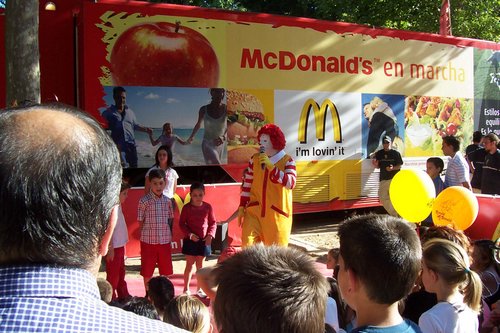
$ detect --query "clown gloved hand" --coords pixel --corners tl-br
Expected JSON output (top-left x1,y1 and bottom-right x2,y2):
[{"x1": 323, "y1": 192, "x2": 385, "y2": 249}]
[
  {"x1": 237, "y1": 207, "x2": 245, "y2": 227},
  {"x1": 259, "y1": 153, "x2": 274, "y2": 169}
]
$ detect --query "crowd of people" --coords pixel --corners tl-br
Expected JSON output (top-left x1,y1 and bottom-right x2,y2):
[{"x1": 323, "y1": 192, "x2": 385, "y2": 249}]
[
  {"x1": 436, "y1": 131, "x2": 500, "y2": 196},
  {"x1": 1, "y1": 101, "x2": 499, "y2": 333},
  {"x1": 100, "y1": 215, "x2": 500, "y2": 333},
  {"x1": 371, "y1": 130, "x2": 500, "y2": 221},
  {"x1": 465, "y1": 131, "x2": 500, "y2": 196}
]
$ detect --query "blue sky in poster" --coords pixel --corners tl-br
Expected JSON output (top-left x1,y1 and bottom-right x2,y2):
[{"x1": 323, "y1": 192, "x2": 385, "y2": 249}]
[
  {"x1": 99, "y1": 86, "x2": 228, "y2": 166},
  {"x1": 100, "y1": 86, "x2": 217, "y2": 129}
]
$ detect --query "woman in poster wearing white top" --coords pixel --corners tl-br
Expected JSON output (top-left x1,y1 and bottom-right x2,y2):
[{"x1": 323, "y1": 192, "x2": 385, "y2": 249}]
[{"x1": 187, "y1": 88, "x2": 227, "y2": 164}]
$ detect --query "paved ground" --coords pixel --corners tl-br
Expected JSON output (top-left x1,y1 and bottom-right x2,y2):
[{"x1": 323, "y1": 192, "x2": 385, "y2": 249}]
[
  {"x1": 98, "y1": 208, "x2": 383, "y2": 280},
  {"x1": 288, "y1": 207, "x2": 385, "y2": 257},
  {"x1": 96, "y1": 208, "x2": 386, "y2": 297}
]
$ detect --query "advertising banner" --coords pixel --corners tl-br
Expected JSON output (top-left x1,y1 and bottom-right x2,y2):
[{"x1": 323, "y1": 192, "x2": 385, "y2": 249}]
[
  {"x1": 474, "y1": 49, "x2": 500, "y2": 136},
  {"x1": 81, "y1": 2, "x2": 497, "y2": 170}
]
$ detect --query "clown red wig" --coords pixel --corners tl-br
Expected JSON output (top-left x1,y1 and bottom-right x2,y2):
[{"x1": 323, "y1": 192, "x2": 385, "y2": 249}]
[{"x1": 258, "y1": 124, "x2": 286, "y2": 150}]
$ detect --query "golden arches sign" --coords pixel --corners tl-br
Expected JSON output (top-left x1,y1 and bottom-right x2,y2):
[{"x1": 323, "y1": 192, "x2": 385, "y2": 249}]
[
  {"x1": 173, "y1": 193, "x2": 191, "y2": 213},
  {"x1": 298, "y1": 98, "x2": 342, "y2": 144}
]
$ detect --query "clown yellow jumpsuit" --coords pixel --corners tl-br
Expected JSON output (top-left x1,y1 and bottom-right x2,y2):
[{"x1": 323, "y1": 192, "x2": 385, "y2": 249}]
[{"x1": 240, "y1": 150, "x2": 296, "y2": 247}]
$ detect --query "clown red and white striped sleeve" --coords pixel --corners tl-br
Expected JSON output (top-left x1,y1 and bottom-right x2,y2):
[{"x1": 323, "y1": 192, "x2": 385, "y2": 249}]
[
  {"x1": 239, "y1": 159, "x2": 254, "y2": 207},
  {"x1": 270, "y1": 157, "x2": 296, "y2": 189}
]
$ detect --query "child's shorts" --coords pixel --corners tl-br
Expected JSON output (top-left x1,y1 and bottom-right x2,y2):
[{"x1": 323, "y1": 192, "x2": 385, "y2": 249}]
[
  {"x1": 182, "y1": 238, "x2": 205, "y2": 257},
  {"x1": 140, "y1": 242, "x2": 173, "y2": 277}
]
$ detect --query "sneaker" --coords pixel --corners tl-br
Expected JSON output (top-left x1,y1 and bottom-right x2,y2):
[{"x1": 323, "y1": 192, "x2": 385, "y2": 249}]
[{"x1": 196, "y1": 289, "x2": 207, "y2": 298}]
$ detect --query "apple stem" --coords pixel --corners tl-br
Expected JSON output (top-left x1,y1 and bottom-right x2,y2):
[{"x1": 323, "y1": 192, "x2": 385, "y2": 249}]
[{"x1": 175, "y1": 21, "x2": 180, "y2": 33}]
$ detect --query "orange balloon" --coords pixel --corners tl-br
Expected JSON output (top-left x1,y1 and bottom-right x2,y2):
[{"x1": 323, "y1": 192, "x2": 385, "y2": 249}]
[{"x1": 432, "y1": 186, "x2": 479, "y2": 230}]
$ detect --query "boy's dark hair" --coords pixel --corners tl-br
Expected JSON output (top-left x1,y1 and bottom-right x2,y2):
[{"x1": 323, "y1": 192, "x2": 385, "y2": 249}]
[
  {"x1": 338, "y1": 214, "x2": 421, "y2": 305},
  {"x1": 148, "y1": 168, "x2": 166, "y2": 182},
  {"x1": 155, "y1": 145, "x2": 174, "y2": 168},
  {"x1": 442, "y1": 135, "x2": 460, "y2": 152},
  {"x1": 426, "y1": 157, "x2": 444, "y2": 173},
  {"x1": 190, "y1": 182, "x2": 205, "y2": 193},
  {"x1": 472, "y1": 131, "x2": 483, "y2": 143},
  {"x1": 473, "y1": 239, "x2": 496, "y2": 269},
  {"x1": 120, "y1": 180, "x2": 132, "y2": 193},
  {"x1": 148, "y1": 276, "x2": 175, "y2": 313},
  {"x1": 97, "y1": 278, "x2": 113, "y2": 304},
  {"x1": 0, "y1": 104, "x2": 121, "y2": 267},
  {"x1": 328, "y1": 248, "x2": 340, "y2": 261},
  {"x1": 122, "y1": 296, "x2": 159, "y2": 320},
  {"x1": 213, "y1": 244, "x2": 329, "y2": 333}
]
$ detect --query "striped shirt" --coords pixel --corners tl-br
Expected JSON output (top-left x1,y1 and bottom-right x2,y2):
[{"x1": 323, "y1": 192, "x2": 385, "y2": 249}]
[
  {"x1": 241, "y1": 150, "x2": 297, "y2": 206},
  {"x1": 0, "y1": 265, "x2": 187, "y2": 332},
  {"x1": 137, "y1": 192, "x2": 173, "y2": 244},
  {"x1": 444, "y1": 153, "x2": 470, "y2": 187}
]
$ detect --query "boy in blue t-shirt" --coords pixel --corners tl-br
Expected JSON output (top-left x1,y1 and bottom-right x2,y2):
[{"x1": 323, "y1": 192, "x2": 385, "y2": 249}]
[{"x1": 422, "y1": 157, "x2": 446, "y2": 226}]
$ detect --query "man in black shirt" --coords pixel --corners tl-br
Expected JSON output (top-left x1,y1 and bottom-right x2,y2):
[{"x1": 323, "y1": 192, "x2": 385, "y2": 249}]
[
  {"x1": 466, "y1": 131, "x2": 485, "y2": 193},
  {"x1": 481, "y1": 133, "x2": 500, "y2": 195},
  {"x1": 372, "y1": 136, "x2": 404, "y2": 216}
]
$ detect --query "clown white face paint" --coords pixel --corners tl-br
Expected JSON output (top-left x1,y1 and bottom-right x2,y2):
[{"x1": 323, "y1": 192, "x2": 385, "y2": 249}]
[{"x1": 259, "y1": 134, "x2": 274, "y2": 156}]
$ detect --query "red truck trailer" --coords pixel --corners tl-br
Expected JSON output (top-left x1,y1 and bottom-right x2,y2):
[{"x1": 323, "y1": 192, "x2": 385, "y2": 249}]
[{"x1": 1, "y1": 0, "x2": 499, "y2": 254}]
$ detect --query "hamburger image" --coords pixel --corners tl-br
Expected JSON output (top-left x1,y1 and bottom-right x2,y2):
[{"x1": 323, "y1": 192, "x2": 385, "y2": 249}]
[{"x1": 226, "y1": 90, "x2": 267, "y2": 164}]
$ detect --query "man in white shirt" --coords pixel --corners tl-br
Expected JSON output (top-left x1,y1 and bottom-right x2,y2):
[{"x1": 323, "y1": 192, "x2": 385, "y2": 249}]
[{"x1": 441, "y1": 135, "x2": 471, "y2": 189}]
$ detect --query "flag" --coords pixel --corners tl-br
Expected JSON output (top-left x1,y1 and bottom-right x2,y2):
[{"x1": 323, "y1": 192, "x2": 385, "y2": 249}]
[{"x1": 440, "y1": 0, "x2": 452, "y2": 36}]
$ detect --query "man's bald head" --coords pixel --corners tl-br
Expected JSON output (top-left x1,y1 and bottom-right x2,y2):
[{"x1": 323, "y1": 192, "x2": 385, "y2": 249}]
[
  {"x1": 6, "y1": 108, "x2": 98, "y2": 170},
  {"x1": 0, "y1": 104, "x2": 122, "y2": 268},
  {"x1": 13, "y1": 108, "x2": 94, "y2": 148}
]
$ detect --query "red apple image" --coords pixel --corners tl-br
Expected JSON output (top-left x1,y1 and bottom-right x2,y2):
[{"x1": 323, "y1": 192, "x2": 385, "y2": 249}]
[{"x1": 110, "y1": 22, "x2": 219, "y2": 87}]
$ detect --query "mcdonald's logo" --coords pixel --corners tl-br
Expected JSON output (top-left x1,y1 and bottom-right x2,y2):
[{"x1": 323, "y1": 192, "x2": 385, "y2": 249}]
[
  {"x1": 173, "y1": 193, "x2": 191, "y2": 213},
  {"x1": 298, "y1": 98, "x2": 342, "y2": 144}
]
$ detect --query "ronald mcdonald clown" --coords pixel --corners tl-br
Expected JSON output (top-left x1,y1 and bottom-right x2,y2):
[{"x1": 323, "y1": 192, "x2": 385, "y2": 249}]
[{"x1": 238, "y1": 124, "x2": 296, "y2": 247}]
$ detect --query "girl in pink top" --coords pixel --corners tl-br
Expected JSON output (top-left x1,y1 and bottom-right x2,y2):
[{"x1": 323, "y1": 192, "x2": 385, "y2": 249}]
[{"x1": 179, "y1": 182, "x2": 217, "y2": 296}]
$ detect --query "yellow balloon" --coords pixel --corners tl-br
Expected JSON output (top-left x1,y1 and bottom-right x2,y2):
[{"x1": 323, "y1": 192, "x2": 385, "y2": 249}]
[
  {"x1": 389, "y1": 169, "x2": 436, "y2": 223},
  {"x1": 432, "y1": 186, "x2": 479, "y2": 230}
]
